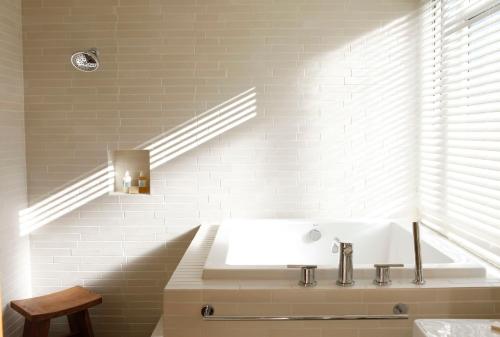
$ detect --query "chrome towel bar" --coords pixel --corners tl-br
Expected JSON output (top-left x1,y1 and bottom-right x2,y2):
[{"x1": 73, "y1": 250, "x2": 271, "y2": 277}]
[{"x1": 201, "y1": 303, "x2": 409, "y2": 321}]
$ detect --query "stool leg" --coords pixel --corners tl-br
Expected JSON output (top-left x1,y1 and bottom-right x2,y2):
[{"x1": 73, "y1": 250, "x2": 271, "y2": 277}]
[
  {"x1": 23, "y1": 319, "x2": 50, "y2": 337},
  {"x1": 67, "y1": 310, "x2": 94, "y2": 337}
]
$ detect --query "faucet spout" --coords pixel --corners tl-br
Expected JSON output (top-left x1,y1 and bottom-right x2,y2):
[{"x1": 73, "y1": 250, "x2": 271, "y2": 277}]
[
  {"x1": 335, "y1": 240, "x2": 354, "y2": 286},
  {"x1": 412, "y1": 221, "x2": 425, "y2": 285}
]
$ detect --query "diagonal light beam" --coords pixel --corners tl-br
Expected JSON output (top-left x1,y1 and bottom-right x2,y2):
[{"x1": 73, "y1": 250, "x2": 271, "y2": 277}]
[{"x1": 19, "y1": 88, "x2": 257, "y2": 236}]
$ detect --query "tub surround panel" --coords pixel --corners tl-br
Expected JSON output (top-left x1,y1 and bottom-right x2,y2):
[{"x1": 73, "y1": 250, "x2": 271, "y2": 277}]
[
  {"x1": 164, "y1": 225, "x2": 500, "y2": 337},
  {"x1": 23, "y1": 0, "x2": 420, "y2": 336},
  {"x1": 0, "y1": 0, "x2": 32, "y2": 336}
]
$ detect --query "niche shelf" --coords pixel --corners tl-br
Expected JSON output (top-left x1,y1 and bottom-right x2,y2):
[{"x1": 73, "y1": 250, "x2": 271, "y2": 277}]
[{"x1": 109, "y1": 150, "x2": 151, "y2": 195}]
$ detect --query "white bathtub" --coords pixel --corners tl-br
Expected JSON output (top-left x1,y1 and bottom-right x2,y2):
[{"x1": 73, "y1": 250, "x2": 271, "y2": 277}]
[{"x1": 203, "y1": 219, "x2": 486, "y2": 280}]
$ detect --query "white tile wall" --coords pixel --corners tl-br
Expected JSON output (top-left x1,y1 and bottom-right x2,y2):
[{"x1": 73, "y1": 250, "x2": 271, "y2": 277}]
[
  {"x1": 22, "y1": 0, "x2": 419, "y2": 336},
  {"x1": 0, "y1": 0, "x2": 32, "y2": 336}
]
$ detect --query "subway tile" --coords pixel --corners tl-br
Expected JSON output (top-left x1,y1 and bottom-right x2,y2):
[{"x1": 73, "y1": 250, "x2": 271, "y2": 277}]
[
  {"x1": 436, "y1": 288, "x2": 495, "y2": 302},
  {"x1": 358, "y1": 328, "x2": 412, "y2": 337},
  {"x1": 202, "y1": 289, "x2": 272, "y2": 303},
  {"x1": 321, "y1": 329, "x2": 358, "y2": 337},
  {"x1": 22, "y1": 1, "x2": 428, "y2": 337},
  {"x1": 416, "y1": 302, "x2": 496, "y2": 315},
  {"x1": 363, "y1": 288, "x2": 437, "y2": 303},
  {"x1": 270, "y1": 328, "x2": 321, "y2": 337}
]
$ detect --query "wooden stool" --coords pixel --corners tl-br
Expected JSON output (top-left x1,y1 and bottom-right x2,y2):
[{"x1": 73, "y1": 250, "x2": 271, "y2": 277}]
[{"x1": 10, "y1": 286, "x2": 102, "y2": 337}]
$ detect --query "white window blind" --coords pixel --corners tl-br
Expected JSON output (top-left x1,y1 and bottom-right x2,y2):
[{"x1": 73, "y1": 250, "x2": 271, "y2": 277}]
[{"x1": 419, "y1": 0, "x2": 500, "y2": 267}]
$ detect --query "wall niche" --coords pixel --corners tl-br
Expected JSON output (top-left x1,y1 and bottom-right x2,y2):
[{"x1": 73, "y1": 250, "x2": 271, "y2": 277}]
[{"x1": 110, "y1": 150, "x2": 151, "y2": 195}]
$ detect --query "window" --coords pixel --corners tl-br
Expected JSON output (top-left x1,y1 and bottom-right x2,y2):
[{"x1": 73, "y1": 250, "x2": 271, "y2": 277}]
[{"x1": 419, "y1": 0, "x2": 500, "y2": 267}]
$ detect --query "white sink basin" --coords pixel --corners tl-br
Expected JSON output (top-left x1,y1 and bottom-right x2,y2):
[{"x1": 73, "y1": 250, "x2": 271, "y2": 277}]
[{"x1": 414, "y1": 319, "x2": 499, "y2": 337}]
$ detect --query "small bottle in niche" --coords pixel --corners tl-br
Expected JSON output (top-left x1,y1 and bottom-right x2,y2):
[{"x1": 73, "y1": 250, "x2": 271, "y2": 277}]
[
  {"x1": 138, "y1": 170, "x2": 149, "y2": 194},
  {"x1": 122, "y1": 170, "x2": 132, "y2": 193}
]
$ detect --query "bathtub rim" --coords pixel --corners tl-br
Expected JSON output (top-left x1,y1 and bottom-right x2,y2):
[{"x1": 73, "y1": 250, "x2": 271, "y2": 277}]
[{"x1": 202, "y1": 218, "x2": 487, "y2": 280}]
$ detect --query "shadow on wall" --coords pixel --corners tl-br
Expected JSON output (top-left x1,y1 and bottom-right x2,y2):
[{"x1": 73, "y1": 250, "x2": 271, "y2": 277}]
[
  {"x1": 262, "y1": 11, "x2": 420, "y2": 219},
  {"x1": 320, "y1": 13, "x2": 420, "y2": 217},
  {"x1": 47, "y1": 227, "x2": 199, "y2": 337},
  {"x1": 21, "y1": 1, "x2": 422, "y2": 337},
  {"x1": 19, "y1": 88, "x2": 257, "y2": 236}
]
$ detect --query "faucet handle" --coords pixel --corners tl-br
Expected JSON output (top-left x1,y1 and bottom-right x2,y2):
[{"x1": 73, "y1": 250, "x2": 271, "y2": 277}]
[
  {"x1": 374, "y1": 263, "x2": 404, "y2": 267},
  {"x1": 373, "y1": 264, "x2": 404, "y2": 286},
  {"x1": 287, "y1": 265, "x2": 317, "y2": 287},
  {"x1": 332, "y1": 241, "x2": 339, "y2": 254},
  {"x1": 287, "y1": 265, "x2": 317, "y2": 269}
]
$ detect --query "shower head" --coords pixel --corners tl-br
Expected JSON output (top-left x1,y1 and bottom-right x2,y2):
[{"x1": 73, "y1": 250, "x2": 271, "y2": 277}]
[{"x1": 70, "y1": 49, "x2": 100, "y2": 72}]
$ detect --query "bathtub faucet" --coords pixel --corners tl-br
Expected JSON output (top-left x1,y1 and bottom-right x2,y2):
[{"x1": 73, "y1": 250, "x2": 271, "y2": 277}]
[
  {"x1": 412, "y1": 221, "x2": 425, "y2": 285},
  {"x1": 333, "y1": 238, "x2": 354, "y2": 286}
]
